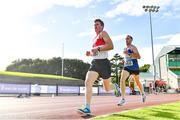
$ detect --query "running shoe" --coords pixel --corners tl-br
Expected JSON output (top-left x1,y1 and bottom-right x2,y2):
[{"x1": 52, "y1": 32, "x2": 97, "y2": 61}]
[
  {"x1": 117, "y1": 98, "x2": 126, "y2": 106},
  {"x1": 77, "y1": 107, "x2": 91, "y2": 115},
  {"x1": 142, "y1": 94, "x2": 146, "y2": 103}
]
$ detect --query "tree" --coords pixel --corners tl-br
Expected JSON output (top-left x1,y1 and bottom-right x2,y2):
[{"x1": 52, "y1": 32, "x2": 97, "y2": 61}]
[
  {"x1": 139, "y1": 64, "x2": 150, "y2": 72},
  {"x1": 110, "y1": 53, "x2": 124, "y2": 85},
  {"x1": 6, "y1": 57, "x2": 90, "y2": 80},
  {"x1": 63, "y1": 59, "x2": 90, "y2": 80}
]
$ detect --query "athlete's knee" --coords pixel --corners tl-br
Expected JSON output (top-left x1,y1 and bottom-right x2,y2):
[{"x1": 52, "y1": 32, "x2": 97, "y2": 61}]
[
  {"x1": 85, "y1": 79, "x2": 93, "y2": 87},
  {"x1": 133, "y1": 77, "x2": 140, "y2": 84},
  {"x1": 85, "y1": 79, "x2": 90, "y2": 86},
  {"x1": 120, "y1": 77, "x2": 126, "y2": 83}
]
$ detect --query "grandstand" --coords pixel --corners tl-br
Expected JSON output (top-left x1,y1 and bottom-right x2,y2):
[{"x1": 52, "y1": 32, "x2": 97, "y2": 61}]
[{"x1": 155, "y1": 45, "x2": 180, "y2": 89}]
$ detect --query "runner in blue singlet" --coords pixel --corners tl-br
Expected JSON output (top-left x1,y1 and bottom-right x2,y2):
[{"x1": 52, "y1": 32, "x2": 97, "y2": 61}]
[{"x1": 117, "y1": 35, "x2": 146, "y2": 106}]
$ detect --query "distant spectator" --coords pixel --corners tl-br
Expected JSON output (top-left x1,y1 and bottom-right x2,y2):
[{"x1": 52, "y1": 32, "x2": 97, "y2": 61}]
[{"x1": 149, "y1": 83, "x2": 153, "y2": 94}]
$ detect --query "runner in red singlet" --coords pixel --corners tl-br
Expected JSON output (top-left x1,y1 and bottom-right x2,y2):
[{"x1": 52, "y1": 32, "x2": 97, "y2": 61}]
[{"x1": 77, "y1": 19, "x2": 120, "y2": 115}]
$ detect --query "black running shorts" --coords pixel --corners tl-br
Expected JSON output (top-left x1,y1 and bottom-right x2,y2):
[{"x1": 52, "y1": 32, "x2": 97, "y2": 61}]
[
  {"x1": 88, "y1": 59, "x2": 111, "y2": 79},
  {"x1": 123, "y1": 67, "x2": 139, "y2": 75}
]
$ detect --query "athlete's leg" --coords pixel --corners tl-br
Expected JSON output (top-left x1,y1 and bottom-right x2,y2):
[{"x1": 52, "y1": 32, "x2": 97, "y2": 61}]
[
  {"x1": 102, "y1": 78, "x2": 113, "y2": 92},
  {"x1": 117, "y1": 70, "x2": 130, "y2": 106},
  {"x1": 102, "y1": 78, "x2": 121, "y2": 97},
  {"x1": 120, "y1": 70, "x2": 130, "y2": 99},
  {"x1": 131, "y1": 74, "x2": 146, "y2": 102},
  {"x1": 85, "y1": 71, "x2": 99, "y2": 107},
  {"x1": 128, "y1": 76, "x2": 134, "y2": 95},
  {"x1": 78, "y1": 71, "x2": 98, "y2": 115},
  {"x1": 131, "y1": 74, "x2": 144, "y2": 94}
]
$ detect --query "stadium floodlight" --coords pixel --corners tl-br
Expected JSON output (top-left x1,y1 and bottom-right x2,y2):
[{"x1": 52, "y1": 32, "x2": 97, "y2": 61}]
[
  {"x1": 143, "y1": 5, "x2": 160, "y2": 13},
  {"x1": 142, "y1": 5, "x2": 160, "y2": 92}
]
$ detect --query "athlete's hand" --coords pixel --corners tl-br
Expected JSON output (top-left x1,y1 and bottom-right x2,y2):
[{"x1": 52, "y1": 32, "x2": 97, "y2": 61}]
[
  {"x1": 123, "y1": 49, "x2": 128, "y2": 55},
  {"x1": 91, "y1": 48, "x2": 99, "y2": 56},
  {"x1": 86, "y1": 51, "x2": 91, "y2": 56},
  {"x1": 120, "y1": 60, "x2": 125, "y2": 64}
]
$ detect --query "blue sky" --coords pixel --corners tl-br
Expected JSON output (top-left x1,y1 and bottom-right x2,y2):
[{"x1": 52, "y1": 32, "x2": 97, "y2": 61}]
[{"x1": 0, "y1": 0, "x2": 180, "y2": 70}]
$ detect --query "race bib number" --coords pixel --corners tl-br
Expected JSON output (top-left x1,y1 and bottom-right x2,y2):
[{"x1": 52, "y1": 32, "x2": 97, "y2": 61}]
[{"x1": 125, "y1": 60, "x2": 133, "y2": 66}]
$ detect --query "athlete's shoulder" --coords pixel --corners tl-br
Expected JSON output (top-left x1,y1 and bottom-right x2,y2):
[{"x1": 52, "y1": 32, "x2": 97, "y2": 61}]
[
  {"x1": 100, "y1": 31, "x2": 109, "y2": 36},
  {"x1": 131, "y1": 44, "x2": 137, "y2": 49}
]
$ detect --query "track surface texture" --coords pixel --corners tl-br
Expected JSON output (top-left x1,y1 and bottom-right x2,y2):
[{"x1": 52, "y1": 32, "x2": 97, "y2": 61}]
[{"x1": 0, "y1": 94, "x2": 179, "y2": 119}]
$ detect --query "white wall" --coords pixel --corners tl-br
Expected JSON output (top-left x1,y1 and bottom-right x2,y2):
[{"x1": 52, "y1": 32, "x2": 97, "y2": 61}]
[
  {"x1": 159, "y1": 55, "x2": 168, "y2": 82},
  {"x1": 168, "y1": 70, "x2": 178, "y2": 88}
]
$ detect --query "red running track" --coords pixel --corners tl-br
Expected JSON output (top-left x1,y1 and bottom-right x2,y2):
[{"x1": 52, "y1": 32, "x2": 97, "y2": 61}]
[{"x1": 0, "y1": 94, "x2": 179, "y2": 119}]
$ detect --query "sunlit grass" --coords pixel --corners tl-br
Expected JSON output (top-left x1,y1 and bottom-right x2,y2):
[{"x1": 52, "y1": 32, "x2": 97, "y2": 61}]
[
  {"x1": 93, "y1": 102, "x2": 180, "y2": 120},
  {"x1": 0, "y1": 71, "x2": 79, "y2": 80}
]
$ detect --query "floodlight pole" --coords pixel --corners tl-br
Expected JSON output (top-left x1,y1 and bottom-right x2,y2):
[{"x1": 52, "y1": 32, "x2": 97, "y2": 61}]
[
  {"x1": 143, "y1": 5, "x2": 160, "y2": 92},
  {"x1": 61, "y1": 42, "x2": 64, "y2": 77},
  {"x1": 149, "y1": 11, "x2": 156, "y2": 88}
]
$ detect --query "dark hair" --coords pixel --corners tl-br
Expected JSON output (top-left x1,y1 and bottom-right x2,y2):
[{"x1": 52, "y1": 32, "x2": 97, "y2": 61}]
[
  {"x1": 94, "y1": 19, "x2": 104, "y2": 28},
  {"x1": 127, "y1": 35, "x2": 133, "y2": 40}
]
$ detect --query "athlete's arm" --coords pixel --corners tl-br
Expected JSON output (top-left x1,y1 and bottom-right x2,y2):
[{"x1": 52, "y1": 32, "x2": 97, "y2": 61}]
[
  {"x1": 131, "y1": 46, "x2": 141, "y2": 59},
  {"x1": 99, "y1": 31, "x2": 114, "y2": 51}
]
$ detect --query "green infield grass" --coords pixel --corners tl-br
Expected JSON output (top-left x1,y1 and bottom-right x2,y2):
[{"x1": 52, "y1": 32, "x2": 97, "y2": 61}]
[
  {"x1": 93, "y1": 101, "x2": 180, "y2": 120},
  {"x1": 0, "y1": 71, "x2": 79, "y2": 80}
]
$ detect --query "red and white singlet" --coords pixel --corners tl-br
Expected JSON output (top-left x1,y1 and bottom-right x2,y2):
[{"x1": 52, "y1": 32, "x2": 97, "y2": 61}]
[{"x1": 92, "y1": 35, "x2": 108, "y2": 59}]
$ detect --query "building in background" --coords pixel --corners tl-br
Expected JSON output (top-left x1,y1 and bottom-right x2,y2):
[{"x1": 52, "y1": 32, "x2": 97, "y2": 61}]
[{"x1": 155, "y1": 45, "x2": 180, "y2": 89}]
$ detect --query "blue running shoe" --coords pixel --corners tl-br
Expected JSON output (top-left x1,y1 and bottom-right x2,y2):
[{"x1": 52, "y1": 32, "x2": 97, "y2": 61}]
[
  {"x1": 77, "y1": 107, "x2": 91, "y2": 115},
  {"x1": 114, "y1": 83, "x2": 121, "y2": 97}
]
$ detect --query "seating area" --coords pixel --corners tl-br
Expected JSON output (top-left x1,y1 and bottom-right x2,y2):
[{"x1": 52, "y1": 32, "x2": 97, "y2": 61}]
[
  {"x1": 168, "y1": 61, "x2": 180, "y2": 67},
  {"x1": 170, "y1": 69, "x2": 180, "y2": 75}
]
